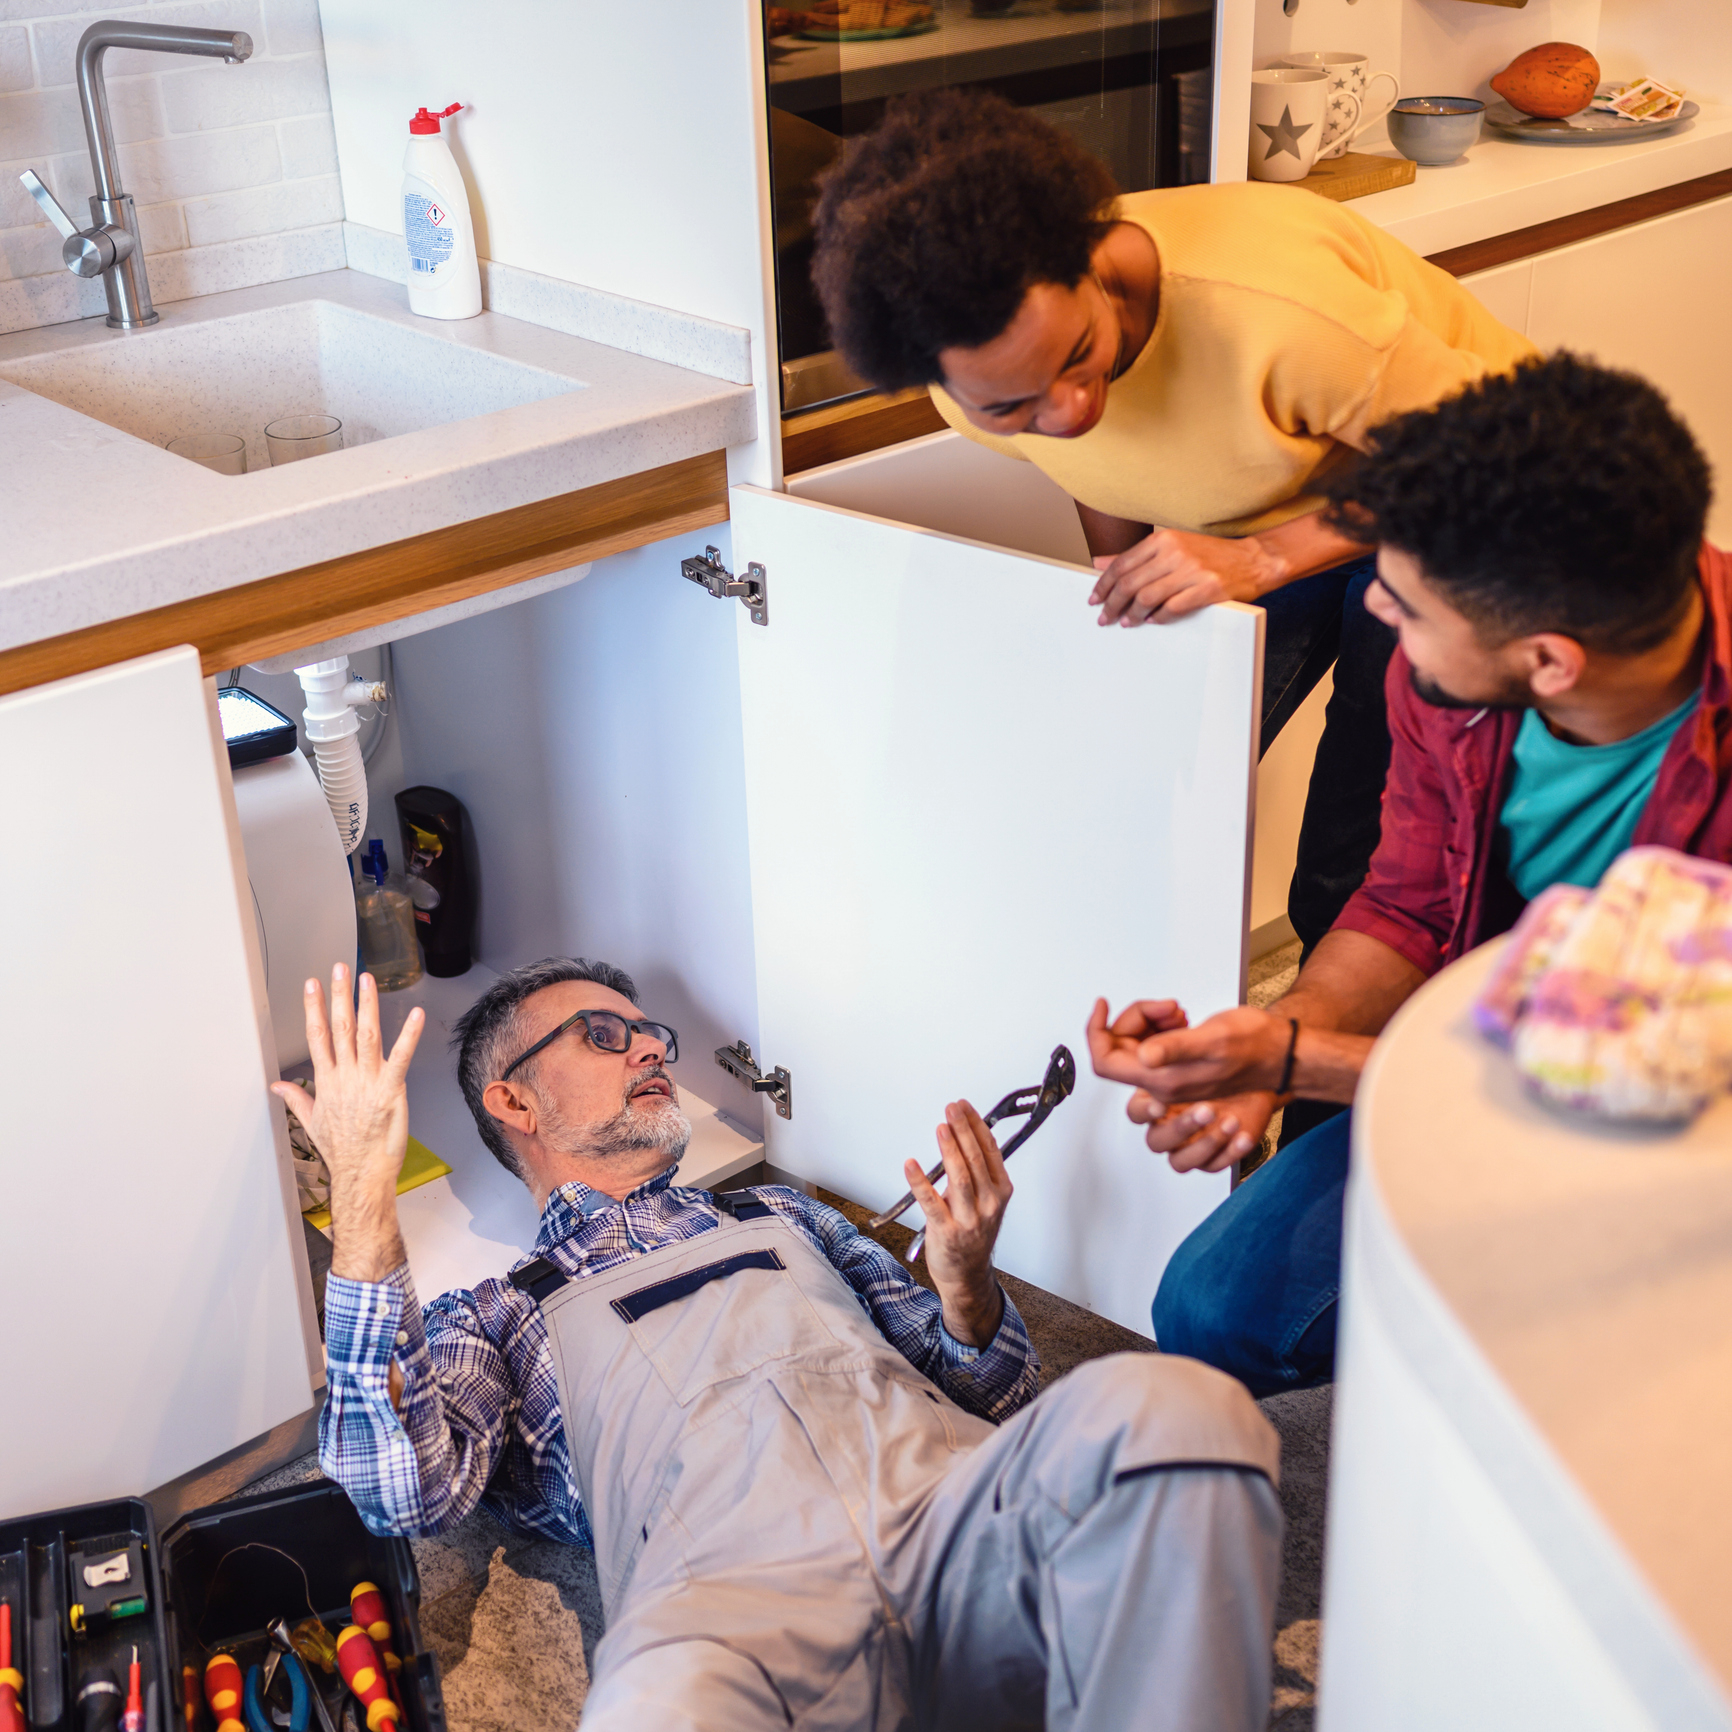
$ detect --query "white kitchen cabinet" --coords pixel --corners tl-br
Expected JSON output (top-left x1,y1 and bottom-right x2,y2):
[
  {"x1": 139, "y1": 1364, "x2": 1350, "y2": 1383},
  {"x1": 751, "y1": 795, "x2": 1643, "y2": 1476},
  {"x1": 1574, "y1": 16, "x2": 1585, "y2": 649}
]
[
  {"x1": 0, "y1": 649, "x2": 321, "y2": 1521},
  {"x1": 383, "y1": 435, "x2": 1263, "y2": 1336},
  {"x1": 1446, "y1": 199, "x2": 1732, "y2": 547},
  {"x1": 1527, "y1": 196, "x2": 1732, "y2": 547}
]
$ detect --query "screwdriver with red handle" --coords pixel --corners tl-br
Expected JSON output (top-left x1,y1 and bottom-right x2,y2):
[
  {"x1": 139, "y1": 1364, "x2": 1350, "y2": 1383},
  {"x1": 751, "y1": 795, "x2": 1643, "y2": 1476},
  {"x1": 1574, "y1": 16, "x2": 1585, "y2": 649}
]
[
  {"x1": 119, "y1": 1647, "x2": 144, "y2": 1732},
  {"x1": 0, "y1": 1600, "x2": 25, "y2": 1732},
  {"x1": 204, "y1": 1653, "x2": 246, "y2": 1732},
  {"x1": 347, "y1": 1586, "x2": 403, "y2": 1713},
  {"x1": 334, "y1": 1627, "x2": 399, "y2": 1732}
]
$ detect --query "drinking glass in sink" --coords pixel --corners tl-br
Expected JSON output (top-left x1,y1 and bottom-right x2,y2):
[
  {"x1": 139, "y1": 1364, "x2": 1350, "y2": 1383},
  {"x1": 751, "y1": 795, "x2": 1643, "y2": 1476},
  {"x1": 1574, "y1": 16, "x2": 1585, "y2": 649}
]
[
  {"x1": 167, "y1": 431, "x2": 247, "y2": 474},
  {"x1": 265, "y1": 413, "x2": 343, "y2": 465}
]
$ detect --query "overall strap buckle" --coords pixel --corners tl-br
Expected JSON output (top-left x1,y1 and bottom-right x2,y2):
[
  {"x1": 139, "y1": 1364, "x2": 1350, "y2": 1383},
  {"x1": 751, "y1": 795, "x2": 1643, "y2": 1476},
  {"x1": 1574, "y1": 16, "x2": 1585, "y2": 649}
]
[
  {"x1": 508, "y1": 1255, "x2": 570, "y2": 1301},
  {"x1": 713, "y1": 1188, "x2": 777, "y2": 1223}
]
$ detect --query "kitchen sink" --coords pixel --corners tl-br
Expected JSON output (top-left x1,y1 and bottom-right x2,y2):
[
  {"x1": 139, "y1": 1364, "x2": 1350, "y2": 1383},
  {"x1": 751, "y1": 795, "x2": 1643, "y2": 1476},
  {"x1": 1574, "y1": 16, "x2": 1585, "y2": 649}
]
[{"x1": 0, "y1": 296, "x2": 584, "y2": 474}]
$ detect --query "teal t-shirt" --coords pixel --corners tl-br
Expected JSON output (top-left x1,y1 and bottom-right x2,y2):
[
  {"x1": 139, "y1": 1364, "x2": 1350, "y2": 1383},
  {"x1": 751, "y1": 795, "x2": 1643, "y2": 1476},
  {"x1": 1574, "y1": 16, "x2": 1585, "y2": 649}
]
[{"x1": 1498, "y1": 695, "x2": 1698, "y2": 901}]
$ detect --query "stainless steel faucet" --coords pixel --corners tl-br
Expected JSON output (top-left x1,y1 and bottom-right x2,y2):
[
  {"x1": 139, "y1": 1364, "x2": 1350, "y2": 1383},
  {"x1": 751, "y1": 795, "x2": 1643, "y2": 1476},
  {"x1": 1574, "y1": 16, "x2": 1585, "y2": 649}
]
[{"x1": 20, "y1": 20, "x2": 253, "y2": 329}]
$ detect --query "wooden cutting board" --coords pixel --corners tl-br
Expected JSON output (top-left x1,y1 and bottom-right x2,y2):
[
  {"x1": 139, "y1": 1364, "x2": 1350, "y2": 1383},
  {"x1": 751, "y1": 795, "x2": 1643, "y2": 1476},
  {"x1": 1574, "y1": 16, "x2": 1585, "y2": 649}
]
[{"x1": 1299, "y1": 150, "x2": 1418, "y2": 202}]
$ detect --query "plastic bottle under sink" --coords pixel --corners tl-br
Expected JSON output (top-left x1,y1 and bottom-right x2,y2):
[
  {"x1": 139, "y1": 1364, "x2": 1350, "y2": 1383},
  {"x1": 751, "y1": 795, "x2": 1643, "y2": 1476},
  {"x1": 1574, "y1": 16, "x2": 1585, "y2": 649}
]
[
  {"x1": 402, "y1": 101, "x2": 482, "y2": 320},
  {"x1": 355, "y1": 839, "x2": 423, "y2": 991}
]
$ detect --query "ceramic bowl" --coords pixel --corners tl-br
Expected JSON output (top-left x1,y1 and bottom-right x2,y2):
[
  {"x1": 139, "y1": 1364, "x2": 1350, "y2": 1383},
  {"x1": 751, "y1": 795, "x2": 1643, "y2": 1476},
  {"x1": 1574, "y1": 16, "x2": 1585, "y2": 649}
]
[{"x1": 1388, "y1": 97, "x2": 1484, "y2": 166}]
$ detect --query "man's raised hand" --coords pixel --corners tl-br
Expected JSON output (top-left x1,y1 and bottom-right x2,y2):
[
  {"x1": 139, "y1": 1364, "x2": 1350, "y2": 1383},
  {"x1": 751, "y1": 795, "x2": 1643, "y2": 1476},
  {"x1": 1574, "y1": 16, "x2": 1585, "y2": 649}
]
[
  {"x1": 271, "y1": 963, "x2": 424, "y2": 1282},
  {"x1": 904, "y1": 1101, "x2": 1011, "y2": 1349}
]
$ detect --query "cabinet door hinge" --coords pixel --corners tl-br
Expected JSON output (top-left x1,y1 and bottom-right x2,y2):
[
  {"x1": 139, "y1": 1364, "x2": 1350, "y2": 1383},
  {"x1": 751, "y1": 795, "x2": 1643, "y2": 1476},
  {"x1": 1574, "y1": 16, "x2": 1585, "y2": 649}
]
[
  {"x1": 714, "y1": 1039, "x2": 792, "y2": 1119},
  {"x1": 681, "y1": 545, "x2": 768, "y2": 626}
]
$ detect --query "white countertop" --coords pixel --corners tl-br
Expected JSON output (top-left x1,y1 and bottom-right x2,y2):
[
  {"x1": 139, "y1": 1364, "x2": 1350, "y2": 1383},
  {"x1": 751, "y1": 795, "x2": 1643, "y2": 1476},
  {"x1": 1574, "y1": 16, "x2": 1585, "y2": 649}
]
[
  {"x1": 0, "y1": 268, "x2": 756, "y2": 656},
  {"x1": 1351, "y1": 102, "x2": 1732, "y2": 257},
  {"x1": 1354, "y1": 941, "x2": 1732, "y2": 1704}
]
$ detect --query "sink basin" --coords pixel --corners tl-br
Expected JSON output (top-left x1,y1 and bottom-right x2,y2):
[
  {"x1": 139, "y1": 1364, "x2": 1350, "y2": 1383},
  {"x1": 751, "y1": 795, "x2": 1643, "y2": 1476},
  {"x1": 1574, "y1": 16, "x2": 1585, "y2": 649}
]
[{"x1": 0, "y1": 297, "x2": 584, "y2": 475}]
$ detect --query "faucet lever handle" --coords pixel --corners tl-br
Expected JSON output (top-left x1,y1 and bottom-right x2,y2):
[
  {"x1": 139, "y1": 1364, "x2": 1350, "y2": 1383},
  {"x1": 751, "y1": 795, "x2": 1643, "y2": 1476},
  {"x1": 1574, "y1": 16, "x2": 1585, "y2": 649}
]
[
  {"x1": 20, "y1": 168, "x2": 130, "y2": 278},
  {"x1": 21, "y1": 170, "x2": 76, "y2": 239}
]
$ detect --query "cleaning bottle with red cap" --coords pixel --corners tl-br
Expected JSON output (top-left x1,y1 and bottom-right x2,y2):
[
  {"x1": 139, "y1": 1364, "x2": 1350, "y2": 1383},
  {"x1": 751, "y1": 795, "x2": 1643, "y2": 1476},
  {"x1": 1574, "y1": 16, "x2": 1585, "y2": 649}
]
[{"x1": 402, "y1": 101, "x2": 481, "y2": 319}]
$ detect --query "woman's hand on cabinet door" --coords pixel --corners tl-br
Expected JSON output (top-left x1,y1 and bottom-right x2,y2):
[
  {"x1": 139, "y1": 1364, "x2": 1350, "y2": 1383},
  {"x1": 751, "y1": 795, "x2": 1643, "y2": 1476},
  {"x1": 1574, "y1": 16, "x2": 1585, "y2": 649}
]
[
  {"x1": 1130, "y1": 1087, "x2": 1276, "y2": 1174},
  {"x1": 1089, "y1": 528, "x2": 1282, "y2": 625},
  {"x1": 272, "y1": 963, "x2": 425, "y2": 1283}
]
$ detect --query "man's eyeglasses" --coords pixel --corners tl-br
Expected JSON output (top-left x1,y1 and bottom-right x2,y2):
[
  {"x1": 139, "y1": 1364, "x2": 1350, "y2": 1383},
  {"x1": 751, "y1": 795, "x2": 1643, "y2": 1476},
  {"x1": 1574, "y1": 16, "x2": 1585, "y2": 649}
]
[{"x1": 500, "y1": 1009, "x2": 680, "y2": 1082}]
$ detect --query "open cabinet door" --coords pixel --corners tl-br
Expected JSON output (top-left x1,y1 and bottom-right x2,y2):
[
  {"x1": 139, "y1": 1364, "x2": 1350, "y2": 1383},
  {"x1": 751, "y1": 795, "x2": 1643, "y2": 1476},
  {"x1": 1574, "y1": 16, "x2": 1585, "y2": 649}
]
[{"x1": 730, "y1": 480, "x2": 1262, "y2": 1335}]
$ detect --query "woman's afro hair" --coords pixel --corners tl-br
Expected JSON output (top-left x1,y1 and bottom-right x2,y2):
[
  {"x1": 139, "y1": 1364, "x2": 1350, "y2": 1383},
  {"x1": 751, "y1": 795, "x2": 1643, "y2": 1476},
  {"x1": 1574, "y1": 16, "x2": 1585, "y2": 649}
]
[{"x1": 810, "y1": 89, "x2": 1119, "y2": 392}]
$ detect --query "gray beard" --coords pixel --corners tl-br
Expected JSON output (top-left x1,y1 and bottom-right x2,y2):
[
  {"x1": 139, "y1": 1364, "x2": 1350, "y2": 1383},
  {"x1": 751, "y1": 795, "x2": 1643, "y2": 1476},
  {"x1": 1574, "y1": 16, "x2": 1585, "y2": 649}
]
[{"x1": 539, "y1": 1086, "x2": 692, "y2": 1167}]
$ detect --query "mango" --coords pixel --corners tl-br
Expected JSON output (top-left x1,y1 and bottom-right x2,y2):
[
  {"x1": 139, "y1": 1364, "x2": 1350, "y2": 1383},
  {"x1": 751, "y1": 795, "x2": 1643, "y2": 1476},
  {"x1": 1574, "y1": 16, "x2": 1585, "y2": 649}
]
[{"x1": 1489, "y1": 42, "x2": 1601, "y2": 119}]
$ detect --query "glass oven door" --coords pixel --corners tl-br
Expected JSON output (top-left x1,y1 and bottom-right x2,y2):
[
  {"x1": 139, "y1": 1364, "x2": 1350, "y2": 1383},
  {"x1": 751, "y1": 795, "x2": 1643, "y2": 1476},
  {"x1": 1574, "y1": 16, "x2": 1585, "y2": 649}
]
[{"x1": 764, "y1": 0, "x2": 1217, "y2": 415}]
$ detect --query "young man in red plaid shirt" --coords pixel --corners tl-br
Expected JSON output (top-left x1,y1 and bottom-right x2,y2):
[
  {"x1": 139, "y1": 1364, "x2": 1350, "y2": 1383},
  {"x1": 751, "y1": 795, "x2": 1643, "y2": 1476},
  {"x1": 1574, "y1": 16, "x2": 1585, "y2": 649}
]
[{"x1": 1088, "y1": 352, "x2": 1732, "y2": 1395}]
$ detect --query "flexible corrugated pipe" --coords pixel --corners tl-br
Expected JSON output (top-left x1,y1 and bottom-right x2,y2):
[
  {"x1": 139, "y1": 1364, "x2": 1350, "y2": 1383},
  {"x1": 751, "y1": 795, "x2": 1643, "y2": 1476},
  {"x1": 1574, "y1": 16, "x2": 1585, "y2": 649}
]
[{"x1": 296, "y1": 656, "x2": 367, "y2": 855}]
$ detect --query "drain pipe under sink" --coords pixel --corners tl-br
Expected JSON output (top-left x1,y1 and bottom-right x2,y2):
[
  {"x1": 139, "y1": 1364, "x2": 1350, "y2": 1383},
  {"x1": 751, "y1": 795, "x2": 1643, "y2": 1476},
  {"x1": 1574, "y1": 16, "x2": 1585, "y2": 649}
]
[{"x1": 296, "y1": 656, "x2": 367, "y2": 855}]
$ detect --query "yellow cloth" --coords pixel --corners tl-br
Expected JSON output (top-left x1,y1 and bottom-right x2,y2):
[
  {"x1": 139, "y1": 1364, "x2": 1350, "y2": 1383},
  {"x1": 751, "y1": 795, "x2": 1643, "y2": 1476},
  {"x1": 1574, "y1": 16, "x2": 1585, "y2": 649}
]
[
  {"x1": 929, "y1": 182, "x2": 1538, "y2": 538},
  {"x1": 302, "y1": 1134, "x2": 451, "y2": 1231}
]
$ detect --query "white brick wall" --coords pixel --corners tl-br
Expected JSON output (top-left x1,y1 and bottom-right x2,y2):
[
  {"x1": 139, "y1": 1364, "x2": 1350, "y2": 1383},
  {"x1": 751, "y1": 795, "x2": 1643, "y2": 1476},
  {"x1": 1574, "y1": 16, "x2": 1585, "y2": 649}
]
[{"x1": 0, "y1": 0, "x2": 345, "y2": 333}]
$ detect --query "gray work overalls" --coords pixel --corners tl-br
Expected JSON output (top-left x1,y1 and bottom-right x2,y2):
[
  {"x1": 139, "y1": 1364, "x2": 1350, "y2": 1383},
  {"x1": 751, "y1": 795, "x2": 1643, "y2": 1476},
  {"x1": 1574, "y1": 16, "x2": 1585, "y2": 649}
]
[{"x1": 513, "y1": 1196, "x2": 1283, "y2": 1732}]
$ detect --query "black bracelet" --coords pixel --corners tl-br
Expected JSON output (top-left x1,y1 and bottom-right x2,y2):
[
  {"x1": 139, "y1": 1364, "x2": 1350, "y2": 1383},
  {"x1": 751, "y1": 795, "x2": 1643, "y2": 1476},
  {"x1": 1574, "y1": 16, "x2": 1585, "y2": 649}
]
[{"x1": 1276, "y1": 1017, "x2": 1300, "y2": 1097}]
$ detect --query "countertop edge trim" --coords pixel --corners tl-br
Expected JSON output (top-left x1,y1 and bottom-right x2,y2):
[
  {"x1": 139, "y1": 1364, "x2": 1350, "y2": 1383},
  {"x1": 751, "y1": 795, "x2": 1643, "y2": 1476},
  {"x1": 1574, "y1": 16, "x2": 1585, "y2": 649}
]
[
  {"x1": 1344, "y1": 1096, "x2": 1731, "y2": 1724},
  {"x1": 1426, "y1": 169, "x2": 1732, "y2": 277},
  {"x1": 0, "y1": 450, "x2": 728, "y2": 697}
]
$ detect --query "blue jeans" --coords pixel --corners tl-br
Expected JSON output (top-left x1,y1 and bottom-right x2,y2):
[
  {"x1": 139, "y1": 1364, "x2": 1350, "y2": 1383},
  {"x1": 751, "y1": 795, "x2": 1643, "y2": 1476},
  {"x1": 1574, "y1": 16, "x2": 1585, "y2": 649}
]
[
  {"x1": 1259, "y1": 556, "x2": 1396, "y2": 954},
  {"x1": 1151, "y1": 1112, "x2": 1352, "y2": 1397}
]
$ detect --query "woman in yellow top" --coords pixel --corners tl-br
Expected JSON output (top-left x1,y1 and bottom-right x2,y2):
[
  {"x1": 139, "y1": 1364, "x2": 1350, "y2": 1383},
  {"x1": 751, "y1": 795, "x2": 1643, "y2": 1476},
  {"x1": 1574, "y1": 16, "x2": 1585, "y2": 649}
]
[{"x1": 811, "y1": 91, "x2": 1535, "y2": 1032}]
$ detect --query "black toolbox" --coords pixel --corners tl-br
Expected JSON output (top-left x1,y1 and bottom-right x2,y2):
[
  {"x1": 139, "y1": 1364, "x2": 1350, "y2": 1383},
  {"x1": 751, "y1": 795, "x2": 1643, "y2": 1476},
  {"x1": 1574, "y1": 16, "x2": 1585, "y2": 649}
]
[
  {"x1": 0, "y1": 1497, "x2": 172, "y2": 1732},
  {"x1": 2, "y1": 1484, "x2": 444, "y2": 1732}
]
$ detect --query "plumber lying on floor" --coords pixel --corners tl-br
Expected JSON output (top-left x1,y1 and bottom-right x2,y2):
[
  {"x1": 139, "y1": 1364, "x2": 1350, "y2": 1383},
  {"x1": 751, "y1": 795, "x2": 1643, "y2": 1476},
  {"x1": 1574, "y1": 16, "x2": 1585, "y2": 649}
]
[
  {"x1": 1090, "y1": 352, "x2": 1732, "y2": 1397},
  {"x1": 278, "y1": 958, "x2": 1283, "y2": 1732}
]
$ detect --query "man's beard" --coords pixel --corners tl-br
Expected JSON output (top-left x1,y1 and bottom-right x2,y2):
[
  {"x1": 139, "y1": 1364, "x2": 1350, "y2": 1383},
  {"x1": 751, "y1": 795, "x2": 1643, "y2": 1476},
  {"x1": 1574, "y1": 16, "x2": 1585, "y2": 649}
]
[
  {"x1": 538, "y1": 1067, "x2": 691, "y2": 1166},
  {"x1": 1408, "y1": 665, "x2": 1530, "y2": 713}
]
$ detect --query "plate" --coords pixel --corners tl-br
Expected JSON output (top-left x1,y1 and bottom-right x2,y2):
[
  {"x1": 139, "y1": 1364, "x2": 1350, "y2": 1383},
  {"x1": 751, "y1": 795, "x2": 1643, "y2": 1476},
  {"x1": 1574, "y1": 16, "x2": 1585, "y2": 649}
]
[{"x1": 1485, "y1": 88, "x2": 1698, "y2": 146}]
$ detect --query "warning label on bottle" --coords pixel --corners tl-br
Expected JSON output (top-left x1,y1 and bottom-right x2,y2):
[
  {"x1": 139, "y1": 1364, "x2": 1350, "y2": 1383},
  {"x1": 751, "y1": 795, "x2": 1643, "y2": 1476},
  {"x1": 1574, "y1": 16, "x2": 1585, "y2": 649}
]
[{"x1": 405, "y1": 192, "x2": 453, "y2": 275}]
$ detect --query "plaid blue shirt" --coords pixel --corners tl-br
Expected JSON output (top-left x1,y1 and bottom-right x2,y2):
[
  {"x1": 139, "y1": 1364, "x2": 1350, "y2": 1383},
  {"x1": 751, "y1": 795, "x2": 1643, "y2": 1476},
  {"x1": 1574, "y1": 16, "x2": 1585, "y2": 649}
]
[{"x1": 319, "y1": 1167, "x2": 1040, "y2": 1546}]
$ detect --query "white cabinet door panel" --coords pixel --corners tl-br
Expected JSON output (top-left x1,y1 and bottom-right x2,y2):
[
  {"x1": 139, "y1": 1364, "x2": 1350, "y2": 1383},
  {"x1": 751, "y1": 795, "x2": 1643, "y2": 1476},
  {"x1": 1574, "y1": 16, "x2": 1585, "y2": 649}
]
[
  {"x1": 0, "y1": 649, "x2": 316, "y2": 1517},
  {"x1": 1527, "y1": 196, "x2": 1732, "y2": 545},
  {"x1": 1459, "y1": 260, "x2": 1533, "y2": 337},
  {"x1": 730, "y1": 484, "x2": 1260, "y2": 1334},
  {"x1": 788, "y1": 428, "x2": 1091, "y2": 565}
]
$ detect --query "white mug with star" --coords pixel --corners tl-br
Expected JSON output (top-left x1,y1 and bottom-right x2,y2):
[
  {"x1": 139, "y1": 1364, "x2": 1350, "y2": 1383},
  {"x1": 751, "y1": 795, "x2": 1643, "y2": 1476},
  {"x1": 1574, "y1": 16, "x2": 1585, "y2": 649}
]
[
  {"x1": 1248, "y1": 69, "x2": 1354, "y2": 184},
  {"x1": 1280, "y1": 51, "x2": 1401, "y2": 160}
]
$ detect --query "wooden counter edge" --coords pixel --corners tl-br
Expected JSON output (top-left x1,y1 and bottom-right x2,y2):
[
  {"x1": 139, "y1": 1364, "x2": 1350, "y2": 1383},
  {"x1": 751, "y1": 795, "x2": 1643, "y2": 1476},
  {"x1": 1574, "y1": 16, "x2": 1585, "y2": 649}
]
[
  {"x1": 1426, "y1": 167, "x2": 1732, "y2": 277},
  {"x1": 0, "y1": 449, "x2": 728, "y2": 698},
  {"x1": 782, "y1": 388, "x2": 947, "y2": 476}
]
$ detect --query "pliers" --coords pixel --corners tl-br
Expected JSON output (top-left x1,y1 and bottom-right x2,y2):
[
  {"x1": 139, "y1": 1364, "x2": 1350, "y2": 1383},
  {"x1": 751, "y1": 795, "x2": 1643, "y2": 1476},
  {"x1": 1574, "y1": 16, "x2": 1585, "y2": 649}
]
[
  {"x1": 244, "y1": 1651, "x2": 310, "y2": 1732},
  {"x1": 870, "y1": 1045, "x2": 1078, "y2": 1262}
]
